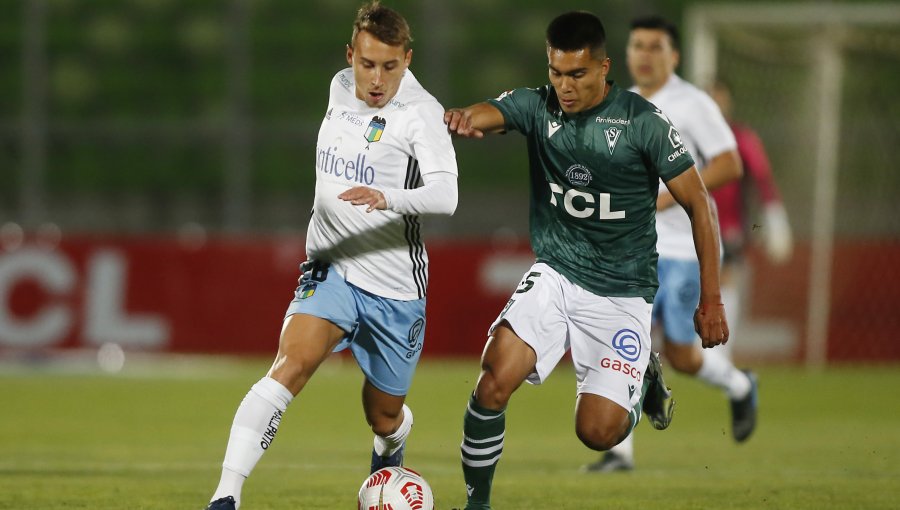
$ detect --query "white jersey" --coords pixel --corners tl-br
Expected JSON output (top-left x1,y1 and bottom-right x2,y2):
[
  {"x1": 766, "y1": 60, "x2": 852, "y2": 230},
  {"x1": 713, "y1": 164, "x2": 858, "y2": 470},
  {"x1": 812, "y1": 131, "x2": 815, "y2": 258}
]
[
  {"x1": 306, "y1": 68, "x2": 458, "y2": 300},
  {"x1": 631, "y1": 75, "x2": 736, "y2": 260}
]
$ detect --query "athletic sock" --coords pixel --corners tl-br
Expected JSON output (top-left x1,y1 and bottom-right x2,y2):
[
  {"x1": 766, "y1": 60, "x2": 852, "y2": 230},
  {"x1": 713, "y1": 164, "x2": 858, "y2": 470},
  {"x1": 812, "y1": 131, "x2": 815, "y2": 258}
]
[
  {"x1": 608, "y1": 430, "x2": 634, "y2": 461},
  {"x1": 211, "y1": 377, "x2": 294, "y2": 507},
  {"x1": 627, "y1": 370, "x2": 655, "y2": 434},
  {"x1": 697, "y1": 348, "x2": 751, "y2": 400},
  {"x1": 460, "y1": 393, "x2": 505, "y2": 510},
  {"x1": 374, "y1": 404, "x2": 413, "y2": 457}
]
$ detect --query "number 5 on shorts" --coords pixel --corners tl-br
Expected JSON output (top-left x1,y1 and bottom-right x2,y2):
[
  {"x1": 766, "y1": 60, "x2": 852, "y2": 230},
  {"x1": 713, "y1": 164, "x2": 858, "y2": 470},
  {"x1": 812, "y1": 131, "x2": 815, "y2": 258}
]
[{"x1": 515, "y1": 271, "x2": 542, "y2": 294}]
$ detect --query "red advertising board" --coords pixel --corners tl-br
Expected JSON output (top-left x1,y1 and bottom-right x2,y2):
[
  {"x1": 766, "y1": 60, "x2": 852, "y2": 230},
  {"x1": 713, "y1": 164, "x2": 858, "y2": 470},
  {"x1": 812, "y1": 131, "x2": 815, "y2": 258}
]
[
  {"x1": 0, "y1": 235, "x2": 533, "y2": 357},
  {"x1": 1, "y1": 235, "x2": 897, "y2": 361}
]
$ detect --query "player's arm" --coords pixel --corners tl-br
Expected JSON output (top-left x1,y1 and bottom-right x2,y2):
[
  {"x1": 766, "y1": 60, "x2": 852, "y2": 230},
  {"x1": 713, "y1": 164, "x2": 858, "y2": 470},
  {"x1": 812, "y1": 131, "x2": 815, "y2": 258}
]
[
  {"x1": 443, "y1": 102, "x2": 507, "y2": 138},
  {"x1": 657, "y1": 149, "x2": 742, "y2": 210},
  {"x1": 337, "y1": 172, "x2": 457, "y2": 215},
  {"x1": 663, "y1": 167, "x2": 729, "y2": 348}
]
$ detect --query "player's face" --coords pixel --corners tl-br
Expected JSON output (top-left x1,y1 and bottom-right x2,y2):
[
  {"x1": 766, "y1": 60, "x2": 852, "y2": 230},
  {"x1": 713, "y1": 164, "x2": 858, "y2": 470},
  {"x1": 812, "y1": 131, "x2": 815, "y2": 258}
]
[
  {"x1": 547, "y1": 46, "x2": 611, "y2": 114},
  {"x1": 347, "y1": 30, "x2": 412, "y2": 108},
  {"x1": 626, "y1": 28, "x2": 679, "y2": 92}
]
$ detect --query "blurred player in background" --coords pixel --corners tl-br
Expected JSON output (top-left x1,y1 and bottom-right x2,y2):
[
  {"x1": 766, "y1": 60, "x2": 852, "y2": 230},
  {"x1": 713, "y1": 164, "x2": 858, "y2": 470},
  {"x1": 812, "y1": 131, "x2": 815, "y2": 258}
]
[
  {"x1": 445, "y1": 11, "x2": 728, "y2": 509},
  {"x1": 205, "y1": 2, "x2": 458, "y2": 509},
  {"x1": 707, "y1": 78, "x2": 793, "y2": 357},
  {"x1": 583, "y1": 15, "x2": 756, "y2": 474}
]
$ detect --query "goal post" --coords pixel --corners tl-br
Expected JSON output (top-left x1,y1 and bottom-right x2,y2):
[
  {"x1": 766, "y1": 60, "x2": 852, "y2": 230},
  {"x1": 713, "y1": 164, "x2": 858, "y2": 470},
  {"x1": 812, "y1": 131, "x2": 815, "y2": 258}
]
[{"x1": 684, "y1": 3, "x2": 900, "y2": 367}]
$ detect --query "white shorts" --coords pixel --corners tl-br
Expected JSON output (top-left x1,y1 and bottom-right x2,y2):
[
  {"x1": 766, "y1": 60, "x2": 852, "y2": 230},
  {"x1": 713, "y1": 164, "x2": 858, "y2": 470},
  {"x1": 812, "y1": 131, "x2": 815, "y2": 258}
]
[{"x1": 489, "y1": 262, "x2": 653, "y2": 411}]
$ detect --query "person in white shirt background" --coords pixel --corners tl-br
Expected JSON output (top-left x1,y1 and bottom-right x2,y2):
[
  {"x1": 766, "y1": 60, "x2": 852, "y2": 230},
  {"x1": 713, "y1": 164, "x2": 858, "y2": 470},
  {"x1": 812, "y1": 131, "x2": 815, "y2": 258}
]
[{"x1": 584, "y1": 14, "x2": 758, "y2": 474}]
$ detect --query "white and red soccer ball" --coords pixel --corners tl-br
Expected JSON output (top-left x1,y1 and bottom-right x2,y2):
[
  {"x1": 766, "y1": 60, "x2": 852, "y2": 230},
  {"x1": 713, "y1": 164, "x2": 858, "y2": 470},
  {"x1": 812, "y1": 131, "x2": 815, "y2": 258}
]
[{"x1": 357, "y1": 466, "x2": 434, "y2": 510}]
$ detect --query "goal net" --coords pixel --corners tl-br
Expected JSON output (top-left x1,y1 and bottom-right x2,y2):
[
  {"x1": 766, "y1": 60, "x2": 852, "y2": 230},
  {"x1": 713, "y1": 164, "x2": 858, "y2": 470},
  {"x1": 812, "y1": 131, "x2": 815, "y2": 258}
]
[{"x1": 684, "y1": 3, "x2": 900, "y2": 365}]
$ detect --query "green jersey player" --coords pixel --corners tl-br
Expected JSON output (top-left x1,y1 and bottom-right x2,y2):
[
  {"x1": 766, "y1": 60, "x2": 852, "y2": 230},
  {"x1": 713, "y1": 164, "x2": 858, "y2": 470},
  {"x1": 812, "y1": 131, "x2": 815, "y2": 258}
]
[{"x1": 444, "y1": 11, "x2": 728, "y2": 510}]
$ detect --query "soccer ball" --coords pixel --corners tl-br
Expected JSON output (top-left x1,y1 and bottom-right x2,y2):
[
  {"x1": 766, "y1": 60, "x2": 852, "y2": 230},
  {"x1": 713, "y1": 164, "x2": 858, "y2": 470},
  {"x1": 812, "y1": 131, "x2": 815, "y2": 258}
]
[{"x1": 357, "y1": 466, "x2": 434, "y2": 510}]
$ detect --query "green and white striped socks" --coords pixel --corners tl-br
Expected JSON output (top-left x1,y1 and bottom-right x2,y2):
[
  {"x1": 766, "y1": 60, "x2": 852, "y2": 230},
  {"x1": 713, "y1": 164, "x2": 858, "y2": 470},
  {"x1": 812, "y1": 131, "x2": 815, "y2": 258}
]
[{"x1": 460, "y1": 394, "x2": 505, "y2": 510}]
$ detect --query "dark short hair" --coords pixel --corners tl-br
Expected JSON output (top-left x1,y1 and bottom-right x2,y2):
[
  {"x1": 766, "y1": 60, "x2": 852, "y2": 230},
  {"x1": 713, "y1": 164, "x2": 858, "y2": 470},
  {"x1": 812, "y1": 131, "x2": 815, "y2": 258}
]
[
  {"x1": 630, "y1": 15, "x2": 680, "y2": 51},
  {"x1": 351, "y1": 1, "x2": 413, "y2": 50},
  {"x1": 546, "y1": 11, "x2": 607, "y2": 58}
]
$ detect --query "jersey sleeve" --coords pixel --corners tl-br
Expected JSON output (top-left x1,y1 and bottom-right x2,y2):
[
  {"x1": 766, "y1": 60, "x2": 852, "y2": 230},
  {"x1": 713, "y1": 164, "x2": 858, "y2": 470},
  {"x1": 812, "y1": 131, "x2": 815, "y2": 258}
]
[
  {"x1": 407, "y1": 99, "x2": 459, "y2": 178},
  {"x1": 381, "y1": 98, "x2": 459, "y2": 216},
  {"x1": 486, "y1": 87, "x2": 544, "y2": 136},
  {"x1": 639, "y1": 108, "x2": 695, "y2": 182},
  {"x1": 687, "y1": 93, "x2": 737, "y2": 160}
]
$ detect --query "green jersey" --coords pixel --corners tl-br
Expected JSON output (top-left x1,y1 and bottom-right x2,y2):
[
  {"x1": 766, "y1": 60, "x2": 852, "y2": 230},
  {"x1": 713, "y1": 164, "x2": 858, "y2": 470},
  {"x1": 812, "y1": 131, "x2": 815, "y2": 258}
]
[{"x1": 489, "y1": 82, "x2": 694, "y2": 301}]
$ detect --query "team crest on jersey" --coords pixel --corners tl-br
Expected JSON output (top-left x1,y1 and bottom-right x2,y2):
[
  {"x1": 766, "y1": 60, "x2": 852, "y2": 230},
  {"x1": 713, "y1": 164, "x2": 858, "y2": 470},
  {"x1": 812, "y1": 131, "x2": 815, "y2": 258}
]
[
  {"x1": 565, "y1": 164, "x2": 592, "y2": 187},
  {"x1": 604, "y1": 126, "x2": 622, "y2": 155},
  {"x1": 298, "y1": 283, "x2": 316, "y2": 300},
  {"x1": 364, "y1": 116, "x2": 386, "y2": 148}
]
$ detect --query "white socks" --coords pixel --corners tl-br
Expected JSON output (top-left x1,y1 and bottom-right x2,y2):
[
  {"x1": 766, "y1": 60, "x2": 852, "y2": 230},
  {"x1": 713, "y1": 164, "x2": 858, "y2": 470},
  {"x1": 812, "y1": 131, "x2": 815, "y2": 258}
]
[
  {"x1": 608, "y1": 429, "x2": 634, "y2": 461},
  {"x1": 697, "y1": 348, "x2": 751, "y2": 400},
  {"x1": 374, "y1": 404, "x2": 413, "y2": 457},
  {"x1": 211, "y1": 377, "x2": 294, "y2": 507}
]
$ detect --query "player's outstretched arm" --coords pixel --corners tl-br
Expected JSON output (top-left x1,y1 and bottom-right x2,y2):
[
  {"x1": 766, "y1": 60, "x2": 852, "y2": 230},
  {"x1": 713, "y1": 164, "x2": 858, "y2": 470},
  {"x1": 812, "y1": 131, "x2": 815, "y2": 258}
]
[
  {"x1": 443, "y1": 102, "x2": 506, "y2": 138},
  {"x1": 664, "y1": 167, "x2": 729, "y2": 348}
]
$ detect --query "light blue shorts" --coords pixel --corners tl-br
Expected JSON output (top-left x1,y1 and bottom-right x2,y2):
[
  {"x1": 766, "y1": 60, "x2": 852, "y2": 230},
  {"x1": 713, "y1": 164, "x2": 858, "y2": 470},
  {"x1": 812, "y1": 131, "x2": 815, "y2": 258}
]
[
  {"x1": 285, "y1": 263, "x2": 426, "y2": 396},
  {"x1": 652, "y1": 258, "x2": 701, "y2": 344}
]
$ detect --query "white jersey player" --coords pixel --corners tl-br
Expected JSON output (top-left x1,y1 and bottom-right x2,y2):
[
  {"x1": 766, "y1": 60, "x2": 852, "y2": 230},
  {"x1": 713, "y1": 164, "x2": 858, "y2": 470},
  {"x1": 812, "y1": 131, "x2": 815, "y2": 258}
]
[
  {"x1": 307, "y1": 67, "x2": 457, "y2": 300},
  {"x1": 206, "y1": 4, "x2": 457, "y2": 509},
  {"x1": 585, "y1": 15, "x2": 758, "y2": 474}
]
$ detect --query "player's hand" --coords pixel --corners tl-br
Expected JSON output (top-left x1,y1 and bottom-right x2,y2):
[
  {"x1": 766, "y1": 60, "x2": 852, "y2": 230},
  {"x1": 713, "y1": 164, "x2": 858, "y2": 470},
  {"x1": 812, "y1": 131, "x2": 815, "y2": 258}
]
[
  {"x1": 444, "y1": 108, "x2": 484, "y2": 138},
  {"x1": 693, "y1": 303, "x2": 729, "y2": 348},
  {"x1": 338, "y1": 186, "x2": 387, "y2": 213}
]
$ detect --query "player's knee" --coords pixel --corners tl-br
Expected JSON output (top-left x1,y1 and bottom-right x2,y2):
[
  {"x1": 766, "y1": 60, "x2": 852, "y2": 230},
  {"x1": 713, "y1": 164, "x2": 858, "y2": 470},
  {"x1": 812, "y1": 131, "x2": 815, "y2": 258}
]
[
  {"x1": 474, "y1": 368, "x2": 513, "y2": 411},
  {"x1": 575, "y1": 421, "x2": 626, "y2": 452},
  {"x1": 369, "y1": 418, "x2": 397, "y2": 438},
  {"x1": 268, "y1": 356, "x2": 312, "y2": 394},
  {"x1": 666, "y1": 345, "x2": 702, "y2": 374}
]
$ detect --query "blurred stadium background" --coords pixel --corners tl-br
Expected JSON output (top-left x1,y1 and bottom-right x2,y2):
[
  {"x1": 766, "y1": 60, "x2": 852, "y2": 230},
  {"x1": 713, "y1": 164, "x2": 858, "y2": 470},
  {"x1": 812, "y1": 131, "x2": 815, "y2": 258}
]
[{"x1": 2, "y1": 0, "x2": 898, "y2": 364}]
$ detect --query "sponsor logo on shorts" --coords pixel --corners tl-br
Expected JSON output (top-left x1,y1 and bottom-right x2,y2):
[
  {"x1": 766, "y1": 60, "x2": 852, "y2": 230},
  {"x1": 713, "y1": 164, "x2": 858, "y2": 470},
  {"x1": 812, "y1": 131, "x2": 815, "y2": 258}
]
[
  {"x1": 600, "y1": 357, "x2": 643, "y2": 382},
  {"x1": 612, "y1": 328, "x2": 642, "y2": 362},
  {"x1": 406, "y1": 318, "x2": 425, "y2": 359},
  {"x1": 408, "y1": 318, "x2": 425, "y2": 348}
]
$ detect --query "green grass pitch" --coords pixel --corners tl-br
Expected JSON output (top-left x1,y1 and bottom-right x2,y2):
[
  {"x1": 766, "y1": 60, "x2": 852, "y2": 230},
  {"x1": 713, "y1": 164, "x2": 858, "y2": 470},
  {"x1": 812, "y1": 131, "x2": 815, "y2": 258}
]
[{"x1": 1, "y1": 357, "x2": 898, "y2": 509}]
